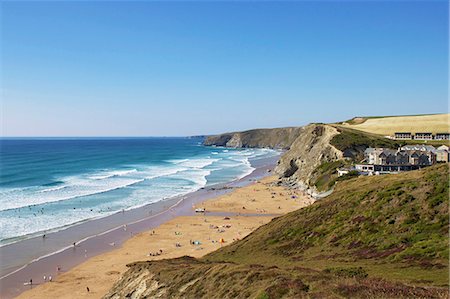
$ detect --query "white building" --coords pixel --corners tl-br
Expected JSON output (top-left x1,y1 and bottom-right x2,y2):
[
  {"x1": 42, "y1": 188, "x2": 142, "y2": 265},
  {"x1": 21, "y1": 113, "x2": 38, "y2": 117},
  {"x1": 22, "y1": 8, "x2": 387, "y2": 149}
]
[
  {"x1": 414, "y1": 132, "x2": 433, "y2": 140},
  {"x1": 435, "y1": 133, "x2": 450, "y2": 140},
  {"x1": 435, "y1": 145, "x2": 449, "y2": 162}
]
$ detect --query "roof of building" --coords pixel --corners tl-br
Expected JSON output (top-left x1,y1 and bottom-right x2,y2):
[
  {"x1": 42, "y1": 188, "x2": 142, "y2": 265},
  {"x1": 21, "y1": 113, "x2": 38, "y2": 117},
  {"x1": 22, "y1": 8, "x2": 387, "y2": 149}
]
[
  {"x1": 364, "y1": 148, "x2": 376, "y2": 154},
  {"x1": 382, "y1": 149, "x2": 397, "y2": 156}
]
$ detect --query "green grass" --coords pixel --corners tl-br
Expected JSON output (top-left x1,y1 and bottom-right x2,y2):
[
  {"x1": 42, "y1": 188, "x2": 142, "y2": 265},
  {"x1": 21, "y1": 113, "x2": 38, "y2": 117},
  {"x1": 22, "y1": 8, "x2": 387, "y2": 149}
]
[
  {"x1": 312, "y1": 160, "x2": 346, "y2": 191},
  {"x1": 403, "y1": 139, "x2": 450, "y2": 146},
  {"x1": 311, "y1": 160, "x2": 361, "y2": 191},
  {"x1": 324, "y1": 266, "x2": 368, "y2": 278},
  {"x1": 205, "y1": 164, "x2": 449, "y2": 288}
]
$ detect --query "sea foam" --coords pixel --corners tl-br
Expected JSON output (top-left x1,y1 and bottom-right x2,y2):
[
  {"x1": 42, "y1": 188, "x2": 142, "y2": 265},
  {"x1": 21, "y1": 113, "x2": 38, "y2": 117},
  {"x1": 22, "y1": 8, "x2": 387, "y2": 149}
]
[{"x1": 0, "y1": 140, "x2": 278, "y2": 244}]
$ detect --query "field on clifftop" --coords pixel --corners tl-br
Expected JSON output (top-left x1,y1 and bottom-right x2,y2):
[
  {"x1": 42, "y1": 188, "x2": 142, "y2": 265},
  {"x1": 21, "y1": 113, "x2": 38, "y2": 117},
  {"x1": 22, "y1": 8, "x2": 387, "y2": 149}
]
[
  {"x1": 337, "y1": 114, "x2": 449, "y2": 136},
  {"x1": 105, "y1": 164, "x2": 449, "y2": 299}
]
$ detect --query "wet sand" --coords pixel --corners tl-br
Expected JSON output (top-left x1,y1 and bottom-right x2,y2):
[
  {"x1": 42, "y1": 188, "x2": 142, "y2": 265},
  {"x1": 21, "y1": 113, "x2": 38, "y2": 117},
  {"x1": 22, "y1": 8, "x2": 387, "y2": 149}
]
[
  {"x1": 14, "y1": 174, "x2": 313, "y2": 299},
  {"x1": 0, "y1": 156, "x2": 281, "y2": 298}
]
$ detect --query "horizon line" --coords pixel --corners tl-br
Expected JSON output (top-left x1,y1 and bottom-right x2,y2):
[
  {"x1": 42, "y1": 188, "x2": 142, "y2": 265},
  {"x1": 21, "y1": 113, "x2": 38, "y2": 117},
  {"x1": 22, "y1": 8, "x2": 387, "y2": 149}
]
[{"x1": 0, "y1": 136, "x2": 208, "y2": 139}]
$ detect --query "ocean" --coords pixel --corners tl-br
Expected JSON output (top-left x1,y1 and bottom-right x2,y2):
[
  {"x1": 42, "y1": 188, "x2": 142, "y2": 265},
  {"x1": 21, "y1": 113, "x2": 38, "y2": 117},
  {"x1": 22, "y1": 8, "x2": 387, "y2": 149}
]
[{"x1": 0, "y1": 137, "x2": 279, "y2": 246}]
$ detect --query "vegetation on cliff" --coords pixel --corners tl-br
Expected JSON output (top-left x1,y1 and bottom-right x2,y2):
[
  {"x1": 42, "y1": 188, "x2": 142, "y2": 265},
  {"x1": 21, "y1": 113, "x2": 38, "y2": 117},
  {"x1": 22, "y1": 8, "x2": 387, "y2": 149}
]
[
  {"x1": 329, "y1": 126, "x2": 404, "y2": 160},
  {"x1": 104, "y1": 164, "x2": 449, "y2": 299},
  {"x1": 258, "y1": 124, "x2": 407, "y2": 192}
]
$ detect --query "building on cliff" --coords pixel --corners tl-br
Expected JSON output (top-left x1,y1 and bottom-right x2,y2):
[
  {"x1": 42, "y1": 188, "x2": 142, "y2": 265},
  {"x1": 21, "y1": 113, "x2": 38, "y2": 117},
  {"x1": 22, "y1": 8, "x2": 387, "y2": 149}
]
[
  {"x1": 392, "y1": 132, "x2": 449, "y2": 140},
  {"x1": 339, "y1": 145, "x2": 445, "y2": 176},
  {"x1": 364, "y1": 146, "x2": 436, "y2": 166},
  {"x1": 436, "y1": 145, "x2": 450, "y2": 163}
]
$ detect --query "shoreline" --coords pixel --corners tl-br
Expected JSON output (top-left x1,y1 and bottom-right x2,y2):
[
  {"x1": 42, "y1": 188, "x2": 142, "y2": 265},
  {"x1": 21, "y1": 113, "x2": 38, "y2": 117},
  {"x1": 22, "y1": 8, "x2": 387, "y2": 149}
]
[
  {"x1": 0, "y1": 154, "x2": 281, "y2": 299},
  {"x1": 14, "y1": 166, "x2": 313, "y2": 299}
]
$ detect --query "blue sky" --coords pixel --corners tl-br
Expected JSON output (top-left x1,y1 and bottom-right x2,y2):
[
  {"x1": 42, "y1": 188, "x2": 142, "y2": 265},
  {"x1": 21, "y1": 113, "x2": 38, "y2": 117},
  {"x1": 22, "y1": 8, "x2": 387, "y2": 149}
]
[{"x1": 1, "y1": 1, "x2": 448, "y2": 136}]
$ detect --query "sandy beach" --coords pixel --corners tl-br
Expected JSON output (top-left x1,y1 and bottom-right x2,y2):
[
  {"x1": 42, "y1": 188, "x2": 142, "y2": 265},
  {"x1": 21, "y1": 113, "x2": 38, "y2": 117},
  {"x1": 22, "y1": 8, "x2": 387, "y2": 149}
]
[{"x1": 15, "y1": 176, "x2": 313, "y2": 299}]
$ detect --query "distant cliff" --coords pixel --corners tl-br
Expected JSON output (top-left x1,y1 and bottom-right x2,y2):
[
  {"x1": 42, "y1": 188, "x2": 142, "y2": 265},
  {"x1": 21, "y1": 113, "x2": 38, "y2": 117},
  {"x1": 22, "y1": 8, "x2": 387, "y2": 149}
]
[{"x1": 203, "y1": 127, "x2": 303, "y2": 149}]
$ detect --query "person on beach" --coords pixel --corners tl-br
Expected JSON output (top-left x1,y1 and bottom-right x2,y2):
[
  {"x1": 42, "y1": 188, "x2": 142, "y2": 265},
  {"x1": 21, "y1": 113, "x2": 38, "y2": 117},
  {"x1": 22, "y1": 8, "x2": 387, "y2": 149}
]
[
  {"x1": 49, "y1": 276, "x2": 52, "y2": 282},
  {"x1": 87, "y1": 286, "x2": 90, "y2": 292},
  {"x1": 43, "y1": 275, "x2": 46, "y2": 281},
  {"x1": 29, "y1": 279, "x2": 32, "y2": 285}
]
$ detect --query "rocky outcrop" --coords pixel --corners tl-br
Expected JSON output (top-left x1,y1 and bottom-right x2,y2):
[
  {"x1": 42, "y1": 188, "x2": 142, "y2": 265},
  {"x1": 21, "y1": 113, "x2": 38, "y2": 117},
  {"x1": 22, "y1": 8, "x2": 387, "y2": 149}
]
[
  {"x1": 275, "y1": 124, "x2": 343, "y2": 192},
  {"x1": 203, "y1": 127, "x2": 303, "y2": 149},
  {"x1": 104, "y1": 266, "x2": 161, "y2": 299}
]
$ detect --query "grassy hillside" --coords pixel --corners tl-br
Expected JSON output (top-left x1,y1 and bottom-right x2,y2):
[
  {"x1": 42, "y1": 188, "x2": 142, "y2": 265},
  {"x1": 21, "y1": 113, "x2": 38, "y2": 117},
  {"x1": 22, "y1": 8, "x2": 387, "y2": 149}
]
[
  {"x1": 205, "y1": 164, "x2": 449, "y2": 286},
  {"x1": 337, "y1": 114, "x2": 449, "y2": 136},
  {"x1": 106, "y1": 164, "x2": 449, "y2": 299},
  {"x1": 107, "y1": 257, "x2": 447, "y2": 299}
]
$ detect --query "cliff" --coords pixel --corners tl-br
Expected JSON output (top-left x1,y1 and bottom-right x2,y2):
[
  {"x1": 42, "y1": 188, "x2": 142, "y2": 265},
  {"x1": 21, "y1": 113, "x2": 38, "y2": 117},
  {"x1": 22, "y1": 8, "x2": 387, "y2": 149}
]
[
  {"x1": 274, "y1": 124, "x2": 343, "y2": 192},
  {"x1": 274, "y1": 125, "x2": 408, "y2": 193},
  {"x1": 104, "y1": 164, "x2": 449, "y2": 299},
  {"x1": 203, "y1": 127, "x2": 303, "y2": 149},
  {"x1": 204, "y1": 124, "x2": 345, "y2": 193}
]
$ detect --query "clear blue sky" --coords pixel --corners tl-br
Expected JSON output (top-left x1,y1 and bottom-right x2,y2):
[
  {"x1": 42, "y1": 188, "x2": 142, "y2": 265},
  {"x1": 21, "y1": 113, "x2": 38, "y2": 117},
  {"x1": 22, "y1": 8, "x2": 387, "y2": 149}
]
[{"x1": 1, "y1": 1, "x2": 448, "y2": 136}]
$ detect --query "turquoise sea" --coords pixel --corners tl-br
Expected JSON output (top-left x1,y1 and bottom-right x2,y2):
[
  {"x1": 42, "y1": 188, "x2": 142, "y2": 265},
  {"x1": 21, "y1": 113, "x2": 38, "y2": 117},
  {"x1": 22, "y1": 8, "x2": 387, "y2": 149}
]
[{"x1": 0, "y1": 137, "x2": 279, "y2": 245}]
